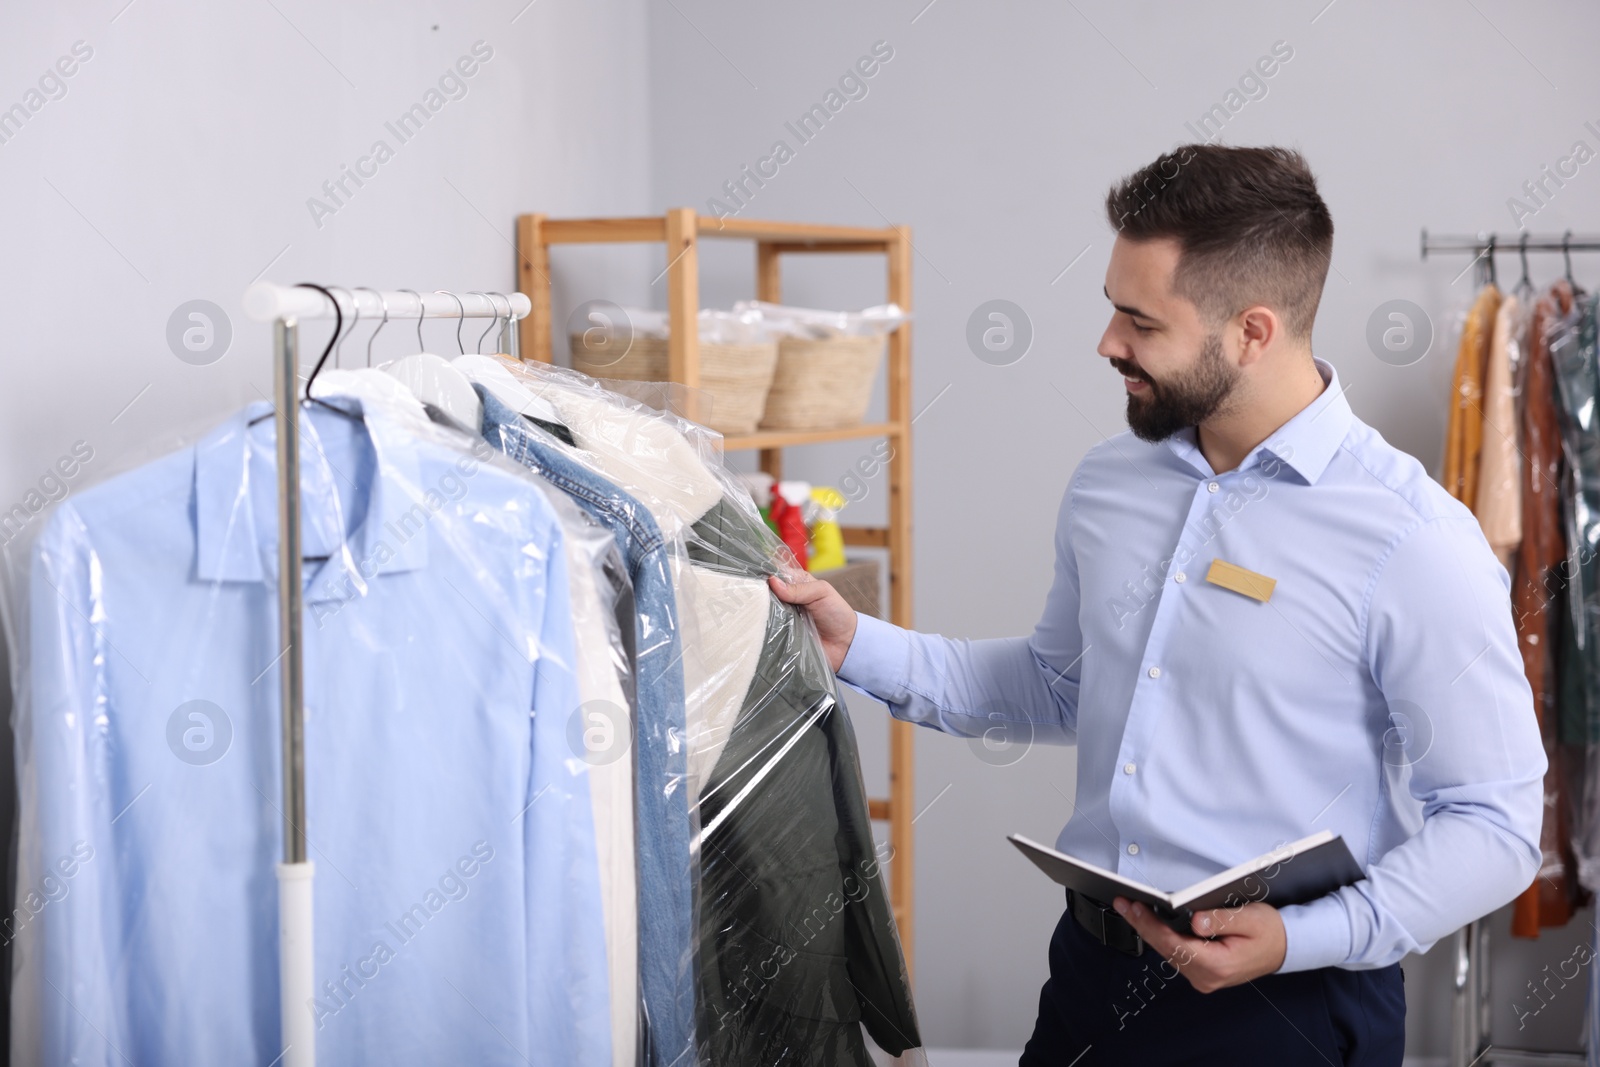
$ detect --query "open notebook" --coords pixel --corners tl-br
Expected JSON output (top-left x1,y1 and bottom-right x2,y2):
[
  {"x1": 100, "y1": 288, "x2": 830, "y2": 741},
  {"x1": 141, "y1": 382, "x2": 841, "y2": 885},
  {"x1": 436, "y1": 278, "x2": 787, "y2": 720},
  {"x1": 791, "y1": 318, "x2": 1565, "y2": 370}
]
[{"x1": 1009, "y1": 830, "x2": 1363, "y2": 935}]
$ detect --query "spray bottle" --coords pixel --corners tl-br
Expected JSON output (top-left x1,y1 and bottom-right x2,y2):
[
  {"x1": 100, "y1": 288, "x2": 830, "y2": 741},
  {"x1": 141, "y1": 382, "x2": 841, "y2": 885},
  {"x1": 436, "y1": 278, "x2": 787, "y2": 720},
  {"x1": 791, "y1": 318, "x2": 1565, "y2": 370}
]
[
  {"x1": 771, "y1": 479, "x2": 812, "y2": 570},
  {"x1": 807, "y1": 486, "x2": 847, "y2": 571}
]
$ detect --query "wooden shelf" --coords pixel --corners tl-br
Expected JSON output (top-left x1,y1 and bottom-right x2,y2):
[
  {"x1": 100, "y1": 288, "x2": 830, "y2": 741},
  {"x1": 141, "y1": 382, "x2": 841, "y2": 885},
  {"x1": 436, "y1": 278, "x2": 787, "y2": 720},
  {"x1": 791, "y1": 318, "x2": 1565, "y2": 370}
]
[
  {"x1": 541, "y1": 216, "x2": 667, "y2": 244},
  {"x1": 516, "y1": 208, "x2": 917, "y2": 976},
  {"x1": 536, "y1": 215, "x2": 897, "y2": 247},
  {"x1": 721, "y1": 422, "x2": 902, "y2": 452},
  {"x1": 694, "y1": 216, "x2": 896, "y2": 244}
]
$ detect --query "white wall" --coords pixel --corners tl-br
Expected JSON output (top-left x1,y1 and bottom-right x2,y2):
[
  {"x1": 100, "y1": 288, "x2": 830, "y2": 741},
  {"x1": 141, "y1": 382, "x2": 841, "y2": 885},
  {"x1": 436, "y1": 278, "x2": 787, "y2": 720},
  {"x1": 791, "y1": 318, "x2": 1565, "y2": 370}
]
[
  {"x1": 643, "y1": 0, "x2": 1600, "y2": 1058},
  {"x1": 0, "y1": 0, "x2": 656, "y2": 486}
]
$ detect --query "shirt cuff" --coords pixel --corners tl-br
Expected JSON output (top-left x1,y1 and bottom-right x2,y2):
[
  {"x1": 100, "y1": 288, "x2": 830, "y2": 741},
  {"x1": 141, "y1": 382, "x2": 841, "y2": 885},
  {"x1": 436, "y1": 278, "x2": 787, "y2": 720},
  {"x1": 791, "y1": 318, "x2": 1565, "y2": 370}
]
[
  {"x1": 1275, "y1": 892, "x2": 1354, "y2": 973},
  {"x1": 836, "y1": 611, "x2": 912, "y2": 702}
]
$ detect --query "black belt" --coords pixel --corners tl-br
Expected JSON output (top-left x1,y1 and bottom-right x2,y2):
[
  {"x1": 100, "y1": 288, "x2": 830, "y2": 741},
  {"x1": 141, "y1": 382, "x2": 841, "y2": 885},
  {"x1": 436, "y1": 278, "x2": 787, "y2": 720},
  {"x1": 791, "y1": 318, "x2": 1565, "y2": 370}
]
[{"x1": 1066, "y1": 888, "x2": 1145, "y2": 958}]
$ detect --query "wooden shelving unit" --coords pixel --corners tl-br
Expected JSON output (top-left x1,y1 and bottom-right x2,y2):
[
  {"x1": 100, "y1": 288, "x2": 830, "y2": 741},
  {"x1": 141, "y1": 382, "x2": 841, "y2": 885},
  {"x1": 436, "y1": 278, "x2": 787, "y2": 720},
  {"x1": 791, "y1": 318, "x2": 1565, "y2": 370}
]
[{"x1": 515, "y1": 208, "x2": 918, "y2": 972}]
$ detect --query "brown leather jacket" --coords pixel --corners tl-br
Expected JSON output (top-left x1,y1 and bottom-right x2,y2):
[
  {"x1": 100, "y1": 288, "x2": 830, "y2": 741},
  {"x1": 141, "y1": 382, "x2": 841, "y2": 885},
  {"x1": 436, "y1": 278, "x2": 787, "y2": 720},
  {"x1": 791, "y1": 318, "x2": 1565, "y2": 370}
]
[{"x1": 1511, "y1": 280, "x2": 1581, "y2": 935}]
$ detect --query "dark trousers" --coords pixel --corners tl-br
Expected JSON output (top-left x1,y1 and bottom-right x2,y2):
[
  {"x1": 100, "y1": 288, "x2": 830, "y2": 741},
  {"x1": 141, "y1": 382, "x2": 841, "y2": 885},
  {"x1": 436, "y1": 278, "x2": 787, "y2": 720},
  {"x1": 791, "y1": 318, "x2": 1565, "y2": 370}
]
[{"x1": 1020, "y1": 895, "x2": 1406, "y2": 1066}]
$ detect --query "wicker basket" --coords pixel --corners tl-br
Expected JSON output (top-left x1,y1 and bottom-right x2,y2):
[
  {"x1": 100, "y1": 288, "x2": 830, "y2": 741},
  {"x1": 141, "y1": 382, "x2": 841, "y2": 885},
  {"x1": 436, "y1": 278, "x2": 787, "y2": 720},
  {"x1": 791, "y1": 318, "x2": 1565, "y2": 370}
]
[
  {"x1": 571, "y1": 334, "x2": 779, "y2": 435},
  {"x1": 759, "y1": 335, "x2": 886, "y2": 431}
]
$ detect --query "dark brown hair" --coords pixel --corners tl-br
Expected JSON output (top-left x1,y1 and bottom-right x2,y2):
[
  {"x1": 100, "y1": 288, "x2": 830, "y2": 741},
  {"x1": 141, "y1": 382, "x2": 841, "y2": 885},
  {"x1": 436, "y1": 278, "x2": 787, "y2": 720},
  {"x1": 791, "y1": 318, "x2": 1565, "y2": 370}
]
[{"x1": 1105, "y1": 144, "x2": 1333, "y2": 340}]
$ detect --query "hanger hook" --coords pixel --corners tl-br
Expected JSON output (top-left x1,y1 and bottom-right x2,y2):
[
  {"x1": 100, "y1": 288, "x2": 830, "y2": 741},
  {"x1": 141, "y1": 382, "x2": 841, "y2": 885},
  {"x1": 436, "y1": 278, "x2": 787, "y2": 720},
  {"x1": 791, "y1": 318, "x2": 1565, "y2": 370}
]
[
  {"x1": 396, "y1": 289, "x2": 424, "y2": 352},
  {"x1": 1564, "y1": 230, "x2": 1576, "y2": 283},
  {"x1": 355, "y1": 287, "x2": 388, "y2": 368},
  {"x1": 467, "y1": 291, "x2": 492, "y2": 353},
  {"x1": 1485, "y1": 234, "x2": 1497, "y2": 287},
  {"x1": 436, "y1": 290, "x2": 467, "y2": 354},
  {"x1": 329, "y1": 287, "x2": 360, "y2": 370},
  {"x1": 296, "y1": 283, "x2": 343, "y2": 403},
  {"x1": 470, "y1": 291, "x2": 502, "y2": 354},
  {"x1": 1518, "y1": 233, "x2": 1531, "y2": 289},
  {"x1": 491, "y1": 292, "x2": 512, "y2": 354}
]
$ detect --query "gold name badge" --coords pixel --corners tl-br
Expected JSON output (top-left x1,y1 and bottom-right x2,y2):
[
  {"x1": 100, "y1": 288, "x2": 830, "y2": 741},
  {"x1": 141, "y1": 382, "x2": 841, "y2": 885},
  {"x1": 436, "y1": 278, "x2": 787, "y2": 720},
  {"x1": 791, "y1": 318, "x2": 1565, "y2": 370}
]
[{"x1": 1205, "y1": 559, "x2": 1277, "y2": 602}]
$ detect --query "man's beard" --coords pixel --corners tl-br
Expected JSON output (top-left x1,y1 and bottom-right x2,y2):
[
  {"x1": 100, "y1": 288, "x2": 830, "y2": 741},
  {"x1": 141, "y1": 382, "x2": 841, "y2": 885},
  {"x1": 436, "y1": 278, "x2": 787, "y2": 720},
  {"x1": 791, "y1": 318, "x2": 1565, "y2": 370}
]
[{"x1": 1115, "y1": 332, "x2": 1240, "y2": 442}]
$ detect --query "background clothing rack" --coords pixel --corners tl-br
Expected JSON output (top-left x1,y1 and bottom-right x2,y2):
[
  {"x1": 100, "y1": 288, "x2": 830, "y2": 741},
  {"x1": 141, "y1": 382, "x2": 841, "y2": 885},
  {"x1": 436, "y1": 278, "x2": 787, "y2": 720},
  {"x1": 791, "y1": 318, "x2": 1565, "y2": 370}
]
[
  {"x1": 1423, "y1": 229, "x2": 1599, "y2": 289},
  {"x1": 240, "y1": 282, "x2": 530, "y2": 1067},
  {"x1": 1421, "y1": 230, "x2": 1600, "y2": 256},
  {"x1": 1415, "y1": 238, "x2": 1587, "y2": 1067}
]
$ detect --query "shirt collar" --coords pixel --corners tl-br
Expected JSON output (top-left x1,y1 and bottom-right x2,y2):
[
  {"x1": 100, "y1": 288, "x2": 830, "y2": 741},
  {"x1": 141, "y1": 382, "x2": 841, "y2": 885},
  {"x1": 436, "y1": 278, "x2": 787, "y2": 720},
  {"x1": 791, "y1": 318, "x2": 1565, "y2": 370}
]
[
  {"x1": 194, "y1": 380, "x2": 429, "y2": 601},
  {"x1": 1163, "y1": 356, "x2": 1351, "y2": 485}
]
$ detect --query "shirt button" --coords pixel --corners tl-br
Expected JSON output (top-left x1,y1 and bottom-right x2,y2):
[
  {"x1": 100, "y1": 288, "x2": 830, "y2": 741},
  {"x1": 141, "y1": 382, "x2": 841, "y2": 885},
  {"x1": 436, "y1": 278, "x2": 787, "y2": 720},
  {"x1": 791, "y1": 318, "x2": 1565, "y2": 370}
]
[
  {"x1": 1147, "y1": 666, "x2": 1161, "y2": 678},
  {"x1": 1124, "y1": 762, "x2": 1136, "y2": 774},
  {"x1": 1127, "y1": 843, "x2": 1140, "y2": 856},
  {"x1": 1174, "y1": 571, "x2": 1186, "y2": 583},
  {"x1": 1207, "y1": 481, "x2": 1220, "y2": 493}
]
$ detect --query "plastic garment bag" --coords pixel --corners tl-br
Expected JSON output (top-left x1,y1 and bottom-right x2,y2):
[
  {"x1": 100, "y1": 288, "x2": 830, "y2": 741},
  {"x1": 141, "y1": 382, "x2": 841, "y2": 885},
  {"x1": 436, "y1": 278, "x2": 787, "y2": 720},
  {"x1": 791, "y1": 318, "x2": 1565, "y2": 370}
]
[
  {"x1": 1550, "y1": 289, "x2": 1600, "y2": 894},
  {"x1": 509, "y1": 449, "x2": 642, "y2": 1067},
  {"x1": 475, "y1": 381, "x2": 698, "y2": 1067},
  {"x1": 3, "y1": 370, "x2": 614, "y2": 1066},
  {"x1": 479, "y1": 356, "x2": 923, "y2": 1066}
]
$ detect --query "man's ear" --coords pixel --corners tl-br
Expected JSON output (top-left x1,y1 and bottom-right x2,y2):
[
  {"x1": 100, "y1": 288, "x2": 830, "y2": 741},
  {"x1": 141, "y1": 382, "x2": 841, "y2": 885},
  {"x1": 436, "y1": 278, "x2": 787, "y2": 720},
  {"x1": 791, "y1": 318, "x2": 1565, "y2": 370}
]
[{"x1": 1234, "y1": 305, "x2": 1280, "y2": 367}]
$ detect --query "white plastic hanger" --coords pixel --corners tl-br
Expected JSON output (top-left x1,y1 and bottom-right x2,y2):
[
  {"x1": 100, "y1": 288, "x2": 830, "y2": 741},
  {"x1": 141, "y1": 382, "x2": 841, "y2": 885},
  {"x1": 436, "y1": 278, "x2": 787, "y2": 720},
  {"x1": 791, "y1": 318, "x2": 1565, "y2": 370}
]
[
  {"x1": 454, "y1": 354, "x2": 565, "y2": 425},
  {"x1": 381, "y1": 289, "x2": 483, "y2": 429}
]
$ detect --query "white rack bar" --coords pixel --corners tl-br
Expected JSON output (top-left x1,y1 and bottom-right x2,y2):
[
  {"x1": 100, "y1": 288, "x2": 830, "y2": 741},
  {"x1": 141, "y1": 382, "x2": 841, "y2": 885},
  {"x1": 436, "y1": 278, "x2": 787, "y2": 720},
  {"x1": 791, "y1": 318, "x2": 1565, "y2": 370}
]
[{"x1": 243, "y1": 282, "x2": 530, "y2": 323}]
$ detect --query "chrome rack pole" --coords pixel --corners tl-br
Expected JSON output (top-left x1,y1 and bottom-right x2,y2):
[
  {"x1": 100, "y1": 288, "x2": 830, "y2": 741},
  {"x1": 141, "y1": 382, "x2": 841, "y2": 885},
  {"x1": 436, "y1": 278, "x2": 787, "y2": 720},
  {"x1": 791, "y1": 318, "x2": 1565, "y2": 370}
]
[
  {"x1": 1420, "y1": 228, "x2": 1600, "y2": 258},
  {"x1": 238, "y1": 280, "x2": 536, "y2": 1066},
  {"x1": 273, "y1": 316, "x2": 316, "y2": 1067}
]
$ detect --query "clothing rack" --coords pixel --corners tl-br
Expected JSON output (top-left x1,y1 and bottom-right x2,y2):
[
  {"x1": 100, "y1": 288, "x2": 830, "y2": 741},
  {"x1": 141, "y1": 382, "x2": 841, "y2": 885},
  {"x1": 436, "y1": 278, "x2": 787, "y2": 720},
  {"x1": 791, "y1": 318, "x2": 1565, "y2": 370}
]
[
  {"x1": 1417, "y1": 241, "x2": 1589, "y2": 1067},
  {"x1": 240, "y1": 281, "x2": 531, "y2": 1067},
  {"x1": 1421, "y1": 230, "x2": 1600, "y2": 257},
  {"x1": 1422, "y1": 229, "x2": 1600, "y2": 289}
]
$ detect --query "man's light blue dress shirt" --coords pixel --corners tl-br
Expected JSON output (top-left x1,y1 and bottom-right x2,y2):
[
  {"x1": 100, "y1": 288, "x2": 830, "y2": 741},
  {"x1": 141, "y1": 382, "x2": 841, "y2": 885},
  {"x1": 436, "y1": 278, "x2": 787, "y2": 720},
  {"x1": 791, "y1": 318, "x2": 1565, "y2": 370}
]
[
  {"x1": 18, "y1": 393, "x2": 610, "y2": 1064},
  {"x1": 839, "y1": 356, "x2": 1546, "y2": 973}
]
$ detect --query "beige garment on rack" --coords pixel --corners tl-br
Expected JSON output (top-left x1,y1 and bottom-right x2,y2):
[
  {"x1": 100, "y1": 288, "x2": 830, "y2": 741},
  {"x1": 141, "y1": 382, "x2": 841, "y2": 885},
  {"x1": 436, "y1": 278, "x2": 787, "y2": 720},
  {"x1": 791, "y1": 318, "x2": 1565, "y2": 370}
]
[
  {"x1": 556, "y1": 510, "x2": 639, "y2": 1067},
  {"x1": 1474, "y1": 292, "x2": 1523, "y2": 568}
]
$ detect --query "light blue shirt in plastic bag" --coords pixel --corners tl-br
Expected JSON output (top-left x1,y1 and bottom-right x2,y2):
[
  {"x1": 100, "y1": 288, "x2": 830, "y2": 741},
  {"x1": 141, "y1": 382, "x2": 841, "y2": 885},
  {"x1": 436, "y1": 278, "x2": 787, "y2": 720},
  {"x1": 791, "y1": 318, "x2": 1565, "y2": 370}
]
[{"x1": 14, "y1": 392, "x2": 610, "y2": 1066}]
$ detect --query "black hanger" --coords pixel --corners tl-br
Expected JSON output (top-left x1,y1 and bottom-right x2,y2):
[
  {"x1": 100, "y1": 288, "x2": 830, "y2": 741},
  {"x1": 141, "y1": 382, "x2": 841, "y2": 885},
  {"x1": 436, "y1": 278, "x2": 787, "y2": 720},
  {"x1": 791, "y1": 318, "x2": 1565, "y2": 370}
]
[
  {"x1": 1484, "y1": 234, "x2": 1497, "y2": 287},
  {"x1": 1564, "y1": 230, "x2": 1576, "y2": 285},
  {"x1": 1517, "y1": 233, "x2": 1532, "y2": 292},
  {"x1": 249, "y1": 283, "x2": 365, "y2": 427}
]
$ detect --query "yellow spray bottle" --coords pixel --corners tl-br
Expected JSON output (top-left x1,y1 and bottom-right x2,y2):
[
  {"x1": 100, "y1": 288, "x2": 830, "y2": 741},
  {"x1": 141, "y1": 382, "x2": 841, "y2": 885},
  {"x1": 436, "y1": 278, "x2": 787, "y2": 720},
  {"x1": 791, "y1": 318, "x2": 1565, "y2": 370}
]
[{"x1": 807, "y1": 486, "x2": 847, "y2": 571}]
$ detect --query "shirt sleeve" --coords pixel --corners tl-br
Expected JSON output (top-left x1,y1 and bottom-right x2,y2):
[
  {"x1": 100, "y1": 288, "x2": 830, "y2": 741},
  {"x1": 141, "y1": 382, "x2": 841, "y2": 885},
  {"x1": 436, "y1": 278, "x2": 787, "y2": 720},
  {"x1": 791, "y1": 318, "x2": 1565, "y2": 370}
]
[
  {"x1": 836, "y1": 477, "x2": 1085, "y2": 745},
  {"x1": 21, "y1": 506, "x2": 125, "y2": 1065},
  {"x1": 1277, "y1": 514, "x2": 1545, "y2": 973}
]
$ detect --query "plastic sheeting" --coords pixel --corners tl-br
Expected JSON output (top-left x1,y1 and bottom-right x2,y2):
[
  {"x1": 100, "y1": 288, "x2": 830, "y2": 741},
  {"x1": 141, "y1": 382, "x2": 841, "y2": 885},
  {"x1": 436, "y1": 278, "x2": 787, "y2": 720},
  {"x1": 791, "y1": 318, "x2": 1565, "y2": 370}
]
[
  {"x1": 589, "y1": 303, "x2": 909, "y2": 345},
  {"x1": 476, "y1": 357, "x2": 923, "y2": 1066},
  {"x1": 1550, "y1": 288, "x2": 1600, "y2": 895},
  {"x1": 2, "y1": 369, "x2": 626, "y2": 1065},
  {"x1": 730, "y1": 301, "x2": 907, "y2": 339},
  {"x1": 2, "y1": 349, "x2": 922, "y2": 1066}
]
